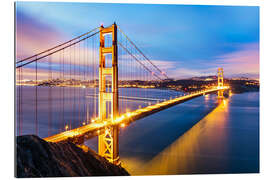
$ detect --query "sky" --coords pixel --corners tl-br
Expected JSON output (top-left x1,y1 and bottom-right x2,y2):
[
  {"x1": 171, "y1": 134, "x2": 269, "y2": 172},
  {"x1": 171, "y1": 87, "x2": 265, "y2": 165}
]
[{"x1": 16, "y1": 2, "x2": 259, "y2": 79}]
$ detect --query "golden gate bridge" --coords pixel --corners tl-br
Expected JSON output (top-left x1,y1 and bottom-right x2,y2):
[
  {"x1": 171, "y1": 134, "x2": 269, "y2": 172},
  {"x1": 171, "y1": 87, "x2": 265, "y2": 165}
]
[{"x1": 16, "y1": 23, "x2": 229, "y2": 165}]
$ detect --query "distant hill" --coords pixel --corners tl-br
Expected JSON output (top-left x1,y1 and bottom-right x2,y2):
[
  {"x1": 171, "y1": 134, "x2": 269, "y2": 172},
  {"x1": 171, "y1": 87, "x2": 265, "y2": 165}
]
[{"x1": 188, "y1": 75, "x2": 217, "y2": 81}]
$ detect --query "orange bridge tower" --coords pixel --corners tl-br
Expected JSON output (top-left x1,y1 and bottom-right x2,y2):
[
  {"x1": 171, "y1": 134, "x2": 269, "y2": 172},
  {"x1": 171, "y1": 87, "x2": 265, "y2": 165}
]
[
  {"x1": 98, "y1": 23, "x2": 120, "y2": 165},
  {"x1": 217, "y1": 67, "x2": 224, "y2": 98}
]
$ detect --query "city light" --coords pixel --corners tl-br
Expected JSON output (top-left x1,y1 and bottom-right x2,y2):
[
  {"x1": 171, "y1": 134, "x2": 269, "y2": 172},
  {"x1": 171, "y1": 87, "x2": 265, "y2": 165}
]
[
  {"x1": 127, "y1": 112, "x2": 131, "y2": 117},
  {"x1": 91, "y1": 118, "x2": 97, "y2": 123},
  {"x1": 223, "y1": 99, "x2": 227, "y2": 106},
  {"x1": 120, "y1": 123, "x2": 126, "y2": 128},
  {"x1": 115, "y1": 115, "x2": 124, "y2": 123},
  {"x1": 45, "y1": 86, "x2": 230, "y2": 144}
]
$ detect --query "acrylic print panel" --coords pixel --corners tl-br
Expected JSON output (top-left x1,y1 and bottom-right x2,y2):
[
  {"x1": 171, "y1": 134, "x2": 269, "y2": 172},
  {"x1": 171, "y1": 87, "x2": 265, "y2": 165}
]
[{"x1": 15, "y1": 1, "x2": 259, "y2": 177}]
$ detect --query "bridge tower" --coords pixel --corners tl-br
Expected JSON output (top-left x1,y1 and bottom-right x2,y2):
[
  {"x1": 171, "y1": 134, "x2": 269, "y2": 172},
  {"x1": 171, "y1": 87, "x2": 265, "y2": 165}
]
[
  {"x1": 217, "y1": 67, "x2": 224, "y2": 98},
  {"x1": 98, "y1": 23, "x2": 120, "y2": 165}
]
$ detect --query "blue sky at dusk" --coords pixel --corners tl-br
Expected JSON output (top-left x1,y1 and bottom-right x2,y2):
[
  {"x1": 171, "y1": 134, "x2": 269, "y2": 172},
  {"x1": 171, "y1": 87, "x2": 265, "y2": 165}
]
[{"x1": 16, "y1": 2, "x2": 259, "y2": 79}]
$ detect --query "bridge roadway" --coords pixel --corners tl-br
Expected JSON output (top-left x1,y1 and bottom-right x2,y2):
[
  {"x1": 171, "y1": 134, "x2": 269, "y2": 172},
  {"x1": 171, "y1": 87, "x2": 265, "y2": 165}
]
[{"x1": 44, "y1": 87, "x2": 229, "y2": 144}]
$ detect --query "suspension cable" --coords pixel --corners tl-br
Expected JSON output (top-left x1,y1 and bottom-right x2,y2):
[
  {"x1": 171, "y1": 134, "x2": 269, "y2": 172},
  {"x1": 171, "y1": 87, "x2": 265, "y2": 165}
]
[
  {"x1": 16, "y1": 31, "x2": 100, "y2": 68},
  {"x1": 16, "y1": 27, "x2": 99, "y2": 65},
  {"x1": 117, "y1": 25, "x2": 169, "y2": 79},
  {"x1": 118, "y1": 42, "x2": 162, "y2": 81}
]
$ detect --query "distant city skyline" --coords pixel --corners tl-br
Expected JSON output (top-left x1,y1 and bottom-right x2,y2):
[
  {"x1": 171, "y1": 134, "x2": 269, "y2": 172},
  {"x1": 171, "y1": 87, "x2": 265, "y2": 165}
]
[{"x1": 16, "y1": 2, "x2": 259, "y2": 79}]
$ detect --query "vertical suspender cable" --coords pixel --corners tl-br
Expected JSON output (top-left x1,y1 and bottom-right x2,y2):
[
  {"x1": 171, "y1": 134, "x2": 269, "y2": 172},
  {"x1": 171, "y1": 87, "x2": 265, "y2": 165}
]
[
  {"x1": 78, "y1": 41, "x2": 81, "y2": 126},
  {"x1": 35, "y1": 56, "x2": 38, "y2": 135},
  {"x1": 84, "y1": 39, "x2": 86, "y2": 125},
  {"x1": 49, "y1": 56, "x2": 52, "y2": 136},
  {"x1": 19, "y1": 66, "x2": 22, "y2": 135},
  {"x1": 69, "y1": 43, "x2": 72, "y2": 129},
  {"x1": 18, "y1": 67, "x2": 21, "y2": 135},
  {"x1": 61, "y1": 49, "x2": 64, "y2": 131},
  {"x1": 58, "y1": 52, "x2": 61, "y2": 133},
  {"x1": 63, "y1": 49, "x2": 65, "y2": 130},
  {"x1": 73, "y1": 42, "x2": 75, "y2": 128},
  {"x1": 86, "y1": 37, "x2": 89, "y2": 124}
]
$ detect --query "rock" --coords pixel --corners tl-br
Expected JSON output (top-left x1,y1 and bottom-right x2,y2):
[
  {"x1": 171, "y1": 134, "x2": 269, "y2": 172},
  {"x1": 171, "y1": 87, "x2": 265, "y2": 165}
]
[{"x1": 16, "y1": 135, "x2": 129, "y2": 177}]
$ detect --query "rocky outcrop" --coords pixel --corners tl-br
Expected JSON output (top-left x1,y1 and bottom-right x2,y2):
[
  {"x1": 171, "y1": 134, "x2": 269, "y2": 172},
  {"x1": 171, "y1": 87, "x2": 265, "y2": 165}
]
[{"x1": 16, "y1": 135, "x2": 129, "y2": 177}]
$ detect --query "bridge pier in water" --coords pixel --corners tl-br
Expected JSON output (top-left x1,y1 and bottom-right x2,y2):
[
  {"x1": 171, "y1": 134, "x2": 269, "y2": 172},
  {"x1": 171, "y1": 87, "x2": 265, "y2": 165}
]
[{"x1": 98, "y1": 23, "x2": 120, "y2": 165}]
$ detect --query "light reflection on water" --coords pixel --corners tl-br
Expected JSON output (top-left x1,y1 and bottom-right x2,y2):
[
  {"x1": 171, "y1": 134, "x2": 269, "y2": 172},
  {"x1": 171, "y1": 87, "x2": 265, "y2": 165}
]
[
  {"x1": 117, "y1": 92, "x2": 259, "y2": 175},
  {"x1": 121, "y1": 98, "x2": 229, "y2": 175},
  {"x1": 17, "y1": 85, "x2": 259, "y2": 174}
]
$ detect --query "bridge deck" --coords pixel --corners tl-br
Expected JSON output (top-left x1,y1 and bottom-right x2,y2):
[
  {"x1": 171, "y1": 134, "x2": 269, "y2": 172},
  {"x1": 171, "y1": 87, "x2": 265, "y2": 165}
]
[{"x1": 44, "y1": 87, "x2": 229, "y2": 143}]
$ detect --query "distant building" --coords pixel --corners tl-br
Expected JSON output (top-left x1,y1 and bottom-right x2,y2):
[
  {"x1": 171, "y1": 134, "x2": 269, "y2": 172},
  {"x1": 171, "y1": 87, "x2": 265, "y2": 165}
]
[
  {"x1": 204, "y1": 78, "x2": 213, "y2": 81},
  {"x1": 231, "y1": 77, "x2": 249, "y2": 80},
  {"x1": 190, "y1": 75, "x2": 216, "y2": 81},
  {"x1": 163, "y1": 78, "x2": 174, "y2": 82}
]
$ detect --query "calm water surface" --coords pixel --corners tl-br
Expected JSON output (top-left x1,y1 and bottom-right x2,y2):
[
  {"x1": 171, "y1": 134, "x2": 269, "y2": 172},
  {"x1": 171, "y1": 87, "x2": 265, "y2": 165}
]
[
  {"x1": 16, "y1": 86, "x2": 181, "y2": 137},
  {"x1": 16, "y1": 86, "x2": 259, "y2": 174},
  {"x1": 86, "y1": 92, "x2": 259, "y2": 175}
]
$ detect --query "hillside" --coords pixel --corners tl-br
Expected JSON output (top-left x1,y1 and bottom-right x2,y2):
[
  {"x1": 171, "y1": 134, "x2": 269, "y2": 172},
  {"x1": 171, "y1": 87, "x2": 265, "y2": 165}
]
[{"x1": 16, "y1": 135, "x2": 129, "y2": 177}]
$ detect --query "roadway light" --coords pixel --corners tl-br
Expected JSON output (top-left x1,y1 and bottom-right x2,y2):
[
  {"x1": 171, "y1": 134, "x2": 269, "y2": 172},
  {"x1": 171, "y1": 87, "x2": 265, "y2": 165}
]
[{"x1": 127, "y1": 112, "x2": 131, "y2": 117}]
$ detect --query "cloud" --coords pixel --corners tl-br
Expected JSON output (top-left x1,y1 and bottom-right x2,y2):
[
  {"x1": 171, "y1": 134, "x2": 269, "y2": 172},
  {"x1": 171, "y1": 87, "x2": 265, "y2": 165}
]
[
  {"x1": 16, "y1": 9, "x2": 102, "y2": 78},
  {"x1": 16, "y1": 8, "x2": 259, "y2": 81},
  {"x1": 158, "y1": 43, "x2": 259, "y2": 79},
  {"x1": 211, "y1": 43, "x2": 259, "y2": 78},
  {"x1": 150, "y1": 60, "x2": 176, "y2": 70},
  {"x1": 16, "y1": 10, "x2": 68, "y2": 60},
  {"x1": 140, "y1": 59, "x2": 205, "y2": 79}
]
